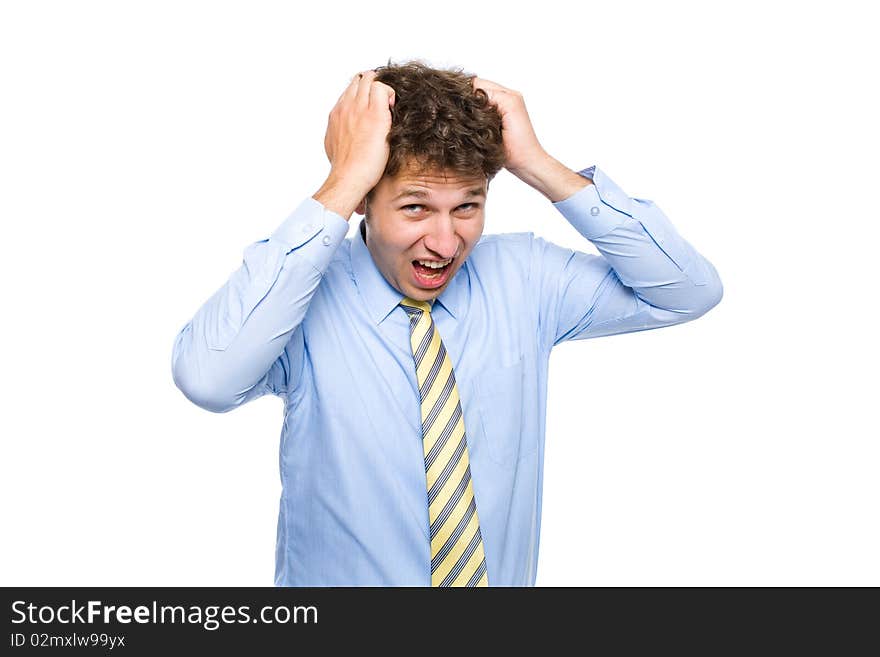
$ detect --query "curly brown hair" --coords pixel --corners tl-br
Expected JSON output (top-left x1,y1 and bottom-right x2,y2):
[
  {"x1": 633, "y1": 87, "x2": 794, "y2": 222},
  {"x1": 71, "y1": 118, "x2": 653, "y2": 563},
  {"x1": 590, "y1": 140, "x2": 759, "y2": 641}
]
[{"x1": 369, "y1": 58, "x2": 505, "y2": 191}]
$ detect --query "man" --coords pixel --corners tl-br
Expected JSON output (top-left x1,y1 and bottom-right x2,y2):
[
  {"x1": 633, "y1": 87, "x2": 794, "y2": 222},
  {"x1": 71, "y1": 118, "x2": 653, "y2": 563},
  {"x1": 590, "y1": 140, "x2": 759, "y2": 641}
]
[{"x1": 171, "y1": 60, "x2": 723, "y2": 587}]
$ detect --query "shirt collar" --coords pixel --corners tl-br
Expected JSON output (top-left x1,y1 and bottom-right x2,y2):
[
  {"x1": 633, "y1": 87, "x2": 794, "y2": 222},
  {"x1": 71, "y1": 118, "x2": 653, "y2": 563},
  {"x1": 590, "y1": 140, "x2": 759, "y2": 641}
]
[{"x1": 351, "y1": 219, "x2": 464, "y2": 324}]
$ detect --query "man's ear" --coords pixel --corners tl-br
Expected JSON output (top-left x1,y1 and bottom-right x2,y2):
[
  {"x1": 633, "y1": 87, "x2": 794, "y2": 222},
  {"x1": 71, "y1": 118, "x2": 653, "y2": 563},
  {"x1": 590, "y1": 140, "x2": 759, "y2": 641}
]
[{"x1": 355, "y1": 198, "x2": 367, "y2": 216}]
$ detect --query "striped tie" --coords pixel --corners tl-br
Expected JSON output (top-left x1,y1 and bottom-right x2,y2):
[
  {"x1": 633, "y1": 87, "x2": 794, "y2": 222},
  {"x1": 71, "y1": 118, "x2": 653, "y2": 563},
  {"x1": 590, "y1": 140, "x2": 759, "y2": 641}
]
[{"x1": 400, "y1": 297, "x2": 488, "y2": 587}]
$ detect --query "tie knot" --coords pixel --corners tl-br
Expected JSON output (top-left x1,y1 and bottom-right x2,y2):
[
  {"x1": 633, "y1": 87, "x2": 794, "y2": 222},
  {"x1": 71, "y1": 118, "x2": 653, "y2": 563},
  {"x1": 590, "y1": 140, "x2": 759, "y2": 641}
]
[{"x1": 400, "y1": 297, "x2": 432, "y2": 315}]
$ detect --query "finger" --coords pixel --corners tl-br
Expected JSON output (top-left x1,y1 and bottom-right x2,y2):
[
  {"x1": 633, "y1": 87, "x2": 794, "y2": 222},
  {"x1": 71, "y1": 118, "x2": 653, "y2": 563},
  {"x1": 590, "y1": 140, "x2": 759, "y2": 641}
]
[
  {"x1": 347, "y1": 72, "x2": 362, "y2": 93},
  {"x1": 473, "y1": 76, "x2": 508, "y2": 92},
  {"x1": 335, "y1": 73, "x2": 360, "y2": 108},
  {"x1": 369, "y1": 80, "x2": 395, "y2": 111},
  {"x1": 355, "y1": 70, "x2": 377, "y2": 107}
]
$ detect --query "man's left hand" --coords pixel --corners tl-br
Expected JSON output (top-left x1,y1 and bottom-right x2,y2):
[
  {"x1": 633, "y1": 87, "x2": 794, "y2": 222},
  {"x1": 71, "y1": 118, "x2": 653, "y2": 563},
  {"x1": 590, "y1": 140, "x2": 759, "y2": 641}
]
[{"x1": 472, "y1": 77, "x2": 547, "y2": 173}]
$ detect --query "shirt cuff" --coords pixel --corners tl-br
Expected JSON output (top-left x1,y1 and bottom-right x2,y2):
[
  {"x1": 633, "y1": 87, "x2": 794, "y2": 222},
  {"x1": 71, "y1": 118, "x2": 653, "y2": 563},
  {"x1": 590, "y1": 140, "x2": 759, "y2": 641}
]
[
  {"x1": 552, "y1": 165, "x2": 635, "y2": 240},
  {"x1": 268, "y1": 196, "x2": 350, "y2": 271}
]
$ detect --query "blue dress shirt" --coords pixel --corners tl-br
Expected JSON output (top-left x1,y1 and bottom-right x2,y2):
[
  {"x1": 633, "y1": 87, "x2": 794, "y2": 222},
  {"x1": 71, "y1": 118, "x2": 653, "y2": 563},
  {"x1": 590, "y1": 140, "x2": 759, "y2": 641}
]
[{"x1": 171, "y1": 165, "x2": 723, "y2": 586}]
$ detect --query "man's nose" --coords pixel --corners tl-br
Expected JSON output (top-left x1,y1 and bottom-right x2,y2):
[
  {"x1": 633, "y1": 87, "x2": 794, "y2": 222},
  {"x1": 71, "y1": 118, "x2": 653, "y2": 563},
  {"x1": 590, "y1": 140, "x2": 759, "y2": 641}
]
[{"x1": 423, "y1": 217, "x2": 459, "y2": 259}]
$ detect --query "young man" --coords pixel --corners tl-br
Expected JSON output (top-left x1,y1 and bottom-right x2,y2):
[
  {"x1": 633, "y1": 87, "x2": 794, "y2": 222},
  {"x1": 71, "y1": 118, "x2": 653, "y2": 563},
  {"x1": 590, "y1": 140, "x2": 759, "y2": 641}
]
[{"x1": 171, "y1": 60, "x2": 723, "y2": 587}]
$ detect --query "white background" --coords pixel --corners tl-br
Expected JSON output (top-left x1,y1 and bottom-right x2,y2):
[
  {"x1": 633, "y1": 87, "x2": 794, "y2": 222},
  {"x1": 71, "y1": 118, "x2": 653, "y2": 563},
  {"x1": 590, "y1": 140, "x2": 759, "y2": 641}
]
[{"x1": 1, "y1": 0, "x2": 877, "y2": 586}]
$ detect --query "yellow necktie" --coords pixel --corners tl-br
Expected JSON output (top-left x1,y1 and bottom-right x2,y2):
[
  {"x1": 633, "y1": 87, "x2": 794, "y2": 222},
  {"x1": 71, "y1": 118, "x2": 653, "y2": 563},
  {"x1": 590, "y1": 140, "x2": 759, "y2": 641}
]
[{"x1": 400, "y1": 297, "x2": 488, "y2": 587}]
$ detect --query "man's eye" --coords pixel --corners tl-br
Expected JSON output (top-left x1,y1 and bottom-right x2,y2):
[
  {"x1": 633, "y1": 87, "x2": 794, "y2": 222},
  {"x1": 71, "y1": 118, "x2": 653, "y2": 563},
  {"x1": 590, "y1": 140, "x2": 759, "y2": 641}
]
[{"x1": 401, "y1": 203, "x2": 478, "y2": 213}]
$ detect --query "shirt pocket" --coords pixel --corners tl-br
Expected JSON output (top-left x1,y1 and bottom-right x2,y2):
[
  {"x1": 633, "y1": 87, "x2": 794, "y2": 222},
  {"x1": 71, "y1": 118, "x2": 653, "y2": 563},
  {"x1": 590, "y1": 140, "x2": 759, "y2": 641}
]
[{"x1": 470, "y1": 355, "x2": 533, "y2": 465}]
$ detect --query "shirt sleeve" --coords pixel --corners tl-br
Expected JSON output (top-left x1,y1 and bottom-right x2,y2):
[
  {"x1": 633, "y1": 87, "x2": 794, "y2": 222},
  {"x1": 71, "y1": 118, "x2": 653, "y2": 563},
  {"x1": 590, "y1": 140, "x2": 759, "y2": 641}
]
[
  {"x1": 171, "y1": 196, "x2": 349, "y2": 413},
  {"x1": 533, "y1": 165, "x2": 723, "y2": 351}
]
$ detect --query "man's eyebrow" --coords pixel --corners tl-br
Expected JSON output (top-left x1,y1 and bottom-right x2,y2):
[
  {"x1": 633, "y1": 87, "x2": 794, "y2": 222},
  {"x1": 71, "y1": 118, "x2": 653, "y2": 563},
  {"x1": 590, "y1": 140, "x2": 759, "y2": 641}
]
[{"x1": 392, "y1": 187, "x2": 487, "y2": 202}]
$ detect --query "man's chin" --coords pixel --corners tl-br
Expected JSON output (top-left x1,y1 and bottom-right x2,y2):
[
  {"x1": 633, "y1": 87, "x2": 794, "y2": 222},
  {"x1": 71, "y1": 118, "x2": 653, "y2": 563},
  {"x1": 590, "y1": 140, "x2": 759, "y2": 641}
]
[{"x1": 403, "y1": 287, "x2": 443, "y2": 302}]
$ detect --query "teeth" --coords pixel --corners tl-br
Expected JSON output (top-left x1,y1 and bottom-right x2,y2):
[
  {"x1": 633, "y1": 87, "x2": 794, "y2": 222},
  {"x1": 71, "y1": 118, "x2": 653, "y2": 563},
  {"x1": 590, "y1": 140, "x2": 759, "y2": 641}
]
[{"x1": 417, "y1": 259, "x2": 451, "y2": 269}]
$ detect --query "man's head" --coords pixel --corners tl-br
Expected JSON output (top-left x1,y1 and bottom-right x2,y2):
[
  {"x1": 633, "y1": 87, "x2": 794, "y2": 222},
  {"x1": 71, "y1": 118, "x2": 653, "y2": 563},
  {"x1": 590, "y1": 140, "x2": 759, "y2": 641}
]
[{"x1": 354, "y1": 60, "x2": 505, "y2": 302}]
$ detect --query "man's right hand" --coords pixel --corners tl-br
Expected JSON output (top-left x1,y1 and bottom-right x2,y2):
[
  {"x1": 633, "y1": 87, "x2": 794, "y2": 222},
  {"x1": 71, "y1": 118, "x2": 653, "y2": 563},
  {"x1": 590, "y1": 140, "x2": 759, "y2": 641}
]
[{"x1": 313, "y1": 70, "x2": 396, "y2": 220}]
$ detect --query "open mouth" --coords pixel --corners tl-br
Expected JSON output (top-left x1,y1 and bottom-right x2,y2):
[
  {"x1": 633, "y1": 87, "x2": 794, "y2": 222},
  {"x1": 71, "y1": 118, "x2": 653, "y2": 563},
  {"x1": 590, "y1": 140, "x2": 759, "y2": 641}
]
[{"x1": 411, "y1": 258, "x2": 454, "y2": 288}]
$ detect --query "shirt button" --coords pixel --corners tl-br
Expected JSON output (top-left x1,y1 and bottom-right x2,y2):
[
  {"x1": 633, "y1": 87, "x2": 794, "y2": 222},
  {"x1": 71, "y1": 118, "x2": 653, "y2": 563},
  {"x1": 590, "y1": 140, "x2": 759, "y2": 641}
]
[
  {"x1": 322, "y1": 235, "x2": 332, "y2": 246},
  {"x1": 590, "y1": 206, "x2": 600, "y2": 216}
]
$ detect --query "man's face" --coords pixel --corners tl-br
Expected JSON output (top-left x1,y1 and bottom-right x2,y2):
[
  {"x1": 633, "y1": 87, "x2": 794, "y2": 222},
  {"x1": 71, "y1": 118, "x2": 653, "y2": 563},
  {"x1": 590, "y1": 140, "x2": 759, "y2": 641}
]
[{"x1": 359, "y1": 164, "x2": 488, "y2": 302}]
